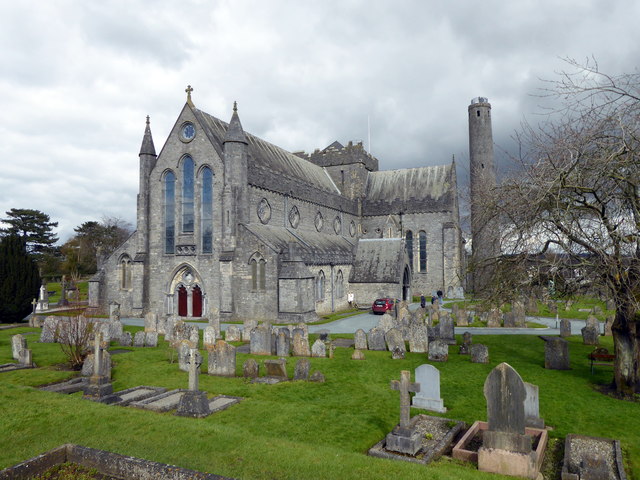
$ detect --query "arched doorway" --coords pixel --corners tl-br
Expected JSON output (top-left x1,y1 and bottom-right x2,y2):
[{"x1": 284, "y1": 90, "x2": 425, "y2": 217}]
[
  {"x1": 402, "y1": 266, "x2": 411, "y2": 301},
  {"x1": 192, "y1": 285, "x2": 203, "y2": 317},
  {"x1": 178, "y1": 286, "x2": 188, "y2": 316},
  {"x1": 167, "y1": 266, "x2": 206, "y2": 318}
]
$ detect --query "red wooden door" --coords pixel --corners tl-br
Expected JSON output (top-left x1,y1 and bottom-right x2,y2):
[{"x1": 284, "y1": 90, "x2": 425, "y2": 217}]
[
  {"x1": 192, "y1": 285, "x2": 202, "y2": 317},
  {"x1": 178, "y1": 286, "x2": 188, "y2": 317}
]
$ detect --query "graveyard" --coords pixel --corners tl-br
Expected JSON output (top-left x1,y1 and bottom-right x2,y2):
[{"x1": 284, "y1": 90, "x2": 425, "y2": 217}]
[{"x1": 0, "y1": 321, "x2": 637, "y2": 480}]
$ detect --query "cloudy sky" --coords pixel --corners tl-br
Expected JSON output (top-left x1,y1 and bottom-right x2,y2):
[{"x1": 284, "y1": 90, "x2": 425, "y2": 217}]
[{"x1": 1, "y1": 0, "x2": 638, "y2": 242}]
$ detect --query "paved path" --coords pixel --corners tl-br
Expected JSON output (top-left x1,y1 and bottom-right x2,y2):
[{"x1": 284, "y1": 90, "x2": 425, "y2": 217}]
[{"x1": 121, "y1": 304, "x2": 601, "y2": 335}]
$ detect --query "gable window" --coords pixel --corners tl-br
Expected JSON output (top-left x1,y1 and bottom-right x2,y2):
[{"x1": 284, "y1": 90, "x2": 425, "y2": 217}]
[
  {"x1": 419, "y1": 230, "x2": 427, "y2": 272},
  {"x1": 316, "y1": 270, "x2": 325, "y2": 301},
  {"x1": 405, "y1": 230, "x2": 414, "y2": 269},
  {"x1": 164, "y1": 171, "x2": 176, "y2": 254},
  {"x1": 201, "y1": 167, "x2": 214, "y2": 253},
  {"x1": 182, "y1": 156, "x2": 194, "y2": 233}
]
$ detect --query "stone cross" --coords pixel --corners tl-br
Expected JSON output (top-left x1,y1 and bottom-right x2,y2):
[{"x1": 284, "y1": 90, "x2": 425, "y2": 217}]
[
  {"x1": 188, "y1": 348, "x2": 199, "y2": 391},
  {"x1": 390, "y1": 370, "x2": 420, "y2": 429},
  {"x1": 31, "y1": 298, "x2": 37, "y2": 313},
  {"x1": 93, "y1": 332, "x2": 102, "y2": 377}
]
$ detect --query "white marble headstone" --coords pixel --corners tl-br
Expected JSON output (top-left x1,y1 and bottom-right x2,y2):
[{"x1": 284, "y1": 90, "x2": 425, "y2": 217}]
[{"x1": 411, "y1": 364, "x2": 446, "y2": 413}]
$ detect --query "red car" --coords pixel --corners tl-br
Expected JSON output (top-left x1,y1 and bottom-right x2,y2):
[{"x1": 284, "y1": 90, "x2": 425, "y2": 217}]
[{"x1": 372, "y1": 298, "x2": 396, "y2": 314}]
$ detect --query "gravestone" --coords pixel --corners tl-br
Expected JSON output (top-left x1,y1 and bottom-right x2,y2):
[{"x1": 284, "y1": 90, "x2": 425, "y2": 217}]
[
  {"x1": 11, "y1": 334, "x2": 27, "y2": 361},
  {"x1": 560, "y1": 319, "x2": 572, "y2": 338},
  {"x1": 391, "y1": 345, "x2": 405, "y2": 359},
  {"x1": 207, "y1": 340, "x2": 236, "y2": 377},
  {"x1": 604, "y1": 315, "x2": 614, "y2": 336},
  {"x1": 176, "y1": 348, "x2": 210, "y2": 418},
  {"x1": 586, "y1": 315, "x2": 600, "y2": 332},
  {"x1": 408, "y1": 323, "x2": 428, "y2": 353},
  {"x1": 311, "y1": 339, "x2": 326, "y2": 358},
  {"x1": 264, "y1": 359, "x2": 288, "y2": 380},
  {"x1": 145, "y1": 332, "x2": 158, "y2": 347},
  {"x1": 524, "y1": 382, "x2": 545, "y2": 428},
  {"x1": 411, "y1": 364, "x2": 446, "y2": 413},
  {"x1": 503, "y1": 312, "x2": 516, "y2": 328},
  {"x1": 133, "y1": 331, "x2": 146, "y2": 348},
  {"x1": 309, "y1": 371, "x2": 325, "y2": 382},
  {"x1": 486, "y1": 308, "x2": 502, "y2": 328},
  {"x1": 581, "y1": 326, "x2": 599, "y2": 345},
  {"x1": 292, "y1": 328, "x2": 310, "y2": 356},
  {"x1": 118, "y1": 331, "x2": 132, "y2": 346},
  {"x1": 164, "y1": 316, "x2": 177, "y2": 341},
  {"x1": 144, "y1": 312, "x2": 158, "y2": 332},
  {"x1": 156, "y1": 316, "x2": 167, "y2": 335},
  {"x1": 385, "y1": 328, "x2": 405, "y2": 353},
  {"x1": 18, "y1": 348, "x2": 33, "y2": 366},
  {"x1": 459, "y1": 331, "x2": 472, "y2": 355},
  {"x1": 544, "y1": 337, "x2": 570, "y2": 370},
  {"x1": 250, "y1": 324, "x2": 272, "y2": 355},
  {"x1": 455, "y1": 305, "x2": 468, "y2": 326},
  {"x1": 82, "y1": 351, "x2": 112, "y2": 377},
  {"x1": 203, "y1": 326, "x2": 217, "y2": 348},
  {"x1": 188, "y1": 325, "x2": 199, "y2": 346},
  {"x1": 276, "y1": 329, "x2": 291, "y2": 356},
  {"x1": 177, "y1": 340, "x2": 193, "y2": 372},
  {"x1": 243, "y1": 319, "x2": 258, "y2": 342},
  {"x1": 83, "y1": 332, "x2": 116, "y2": 402},
  {"x1": 470, "y1": 344, "x2": 489, "y2": 364},
  {"x1": 294, "y1": 358, "x2": 310, "y2": 380},
  {"x1": 296, "y1": 322, "x2": 309, "y2": 338},
  {"x1": 40, "y1": 316, "x2": 58, "y2": 343},
  {"x1": 98, "y1": 322, "x2": 111, "y2": 346},
  {"x1": 208, "y1": 316, "x2": 220, "y2": 341},
  {"x1": 242, "y1": 358, "x2": 259, "y2": 378},
  {"x1": 428, "y1": 340, "x2": 448, "y2": 362},
  {"x1": 386, "y1": 370, "x2": 422, "y2": 455},
  {"x1": 367, "y1": 327, "x2": 387, "y2": 351},
  {"x1": 377, "y1": 312, "x2": 395, "y2": 332},
  {"x1": 354, "y1": 329, "x2": 368, "y2": 350},
  {"x1": 225, "y1": 325, "x2": 242, "y2": 342},
  {"x1": 351, "y1": 349, "x2": 365, "y2": 360}
]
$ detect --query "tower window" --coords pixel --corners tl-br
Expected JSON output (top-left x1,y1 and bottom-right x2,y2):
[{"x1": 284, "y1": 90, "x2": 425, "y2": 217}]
[{"x1": 477, "y1": 110, "x2": 480, "y2": 117}]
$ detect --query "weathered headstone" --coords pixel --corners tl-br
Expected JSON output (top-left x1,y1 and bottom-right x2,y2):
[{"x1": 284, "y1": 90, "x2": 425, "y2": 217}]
[
  {"x1": 145, "y1": 332, "x2": 158, "y2": 347},
  {"x1": 351, "y1": 349, "x2": 365, "y2": 360},
  {"x1": 264, "y1": 359, "x2": 287, "y2": 380},
  {"x1": 203, "y1": 326, "x2": 217, "y2": 348},
  {"x1": 177, "y1": 340, "x2": 193, "y2": 372},
  {"x1": 367, "y1": 327, "x2": 386, "y2": 351},
  {"x1": 11, "y1": 334, "x2": 27, "y2": 361},
  {"x1": 486, "y1": 308, "x2": 502, "y2": 328},
  {"x1": 18, "y1": 348, "x2": 33, "y2": 366},
  {"x1": 40, "y1": 316, "x2": 59, "y2": 343},
  {"x1": 207, "y1": 340, "x2": 236, "y2": 377},
  {"x1": 242, "y1": 358, "x2": 259, "y2": 378},
  {"x1": 586, "y1": 315, "x2": 600, "y2": 332},
  {"x1": 386, "y1": 370, "x2": 422, "y2": 455},
  {"x1": 292, "y1": 328, "x2": 310, "y2": 357},
  {"x1": 470, "y1": 344, "x2": 489, "y2": 364},
  {"x1": 311, "y1": 339, "x2": 326, "y2": 358},
  {"x1": 294, "y1": 358, "x2": 310, "y2": 380},
  {"x1": 176, "y1": 348, "x2": 210, "y2": 418},
  {"x1": 109, "y1": 303, "x2": 120, "y2": 322},
  {"x1": 503, "y1": 312, "x2": 516, "y2": 328},
  {"x1": 82, "y1": 350, "x2": 112, "y2": 377},
  {"x1": 459, "y1": 331, "x2": 472, "y2": 355},
  {"x1": 354, "y1": 329, "x2": 368, "y2": 350},
  {"x1": 560, "y1": 319, "x2": 572, "y2": 338},
  {"x1": 250, "y1": 324, "x2": 272, "y2": 355},
  {"x1": 544, "y1": 337, "x2": 570, "y2": 370},
  {"x1": 225, "y1": 325, "x2": 242, "y2": 342},
  {"x1": 208, "y1": 316, "x2": 220, "y2": 341},
  {"x1": 276, "y1": 329, "x2": 291, "y2": 356},
  {"x1": 428, "y1": 339, "x2": 448, "y2": 362},
  {"x1": 378, "y1": 312, "x2": 395, "y2": 332},
  {"x1": 144, "y1": 312, "x2": 158, "y2": 332},
  {"x1": 524, "y1": 382, "x2": 545, "y2": 428},
  {"x1": 243, "y1": 319, "x2": 258, "y2": 342},
  {"x1": 309, "y1": 371, "x2": 325, "y2": 382},
  {"x1": 408, "y1": 323, "x2": 428, "y2": 353},
  {"x1": 385, "y1": 328, "x2": 405, "y2": 353},
  {"x1": 412, "y1": 364, "x2": 446, "y2": 413},
  {"x1": 164, "y1": 316, "x2": 177, "y2": 341},
  {"x1": 83, "y1": 332, "x2": 115, "y2": 401},
  {"x1": 581, "y1": 326, "x2": 599, "y2": 345},
  {"x1": 133, "y1": 331, "x2": 146, "y2": 348}
]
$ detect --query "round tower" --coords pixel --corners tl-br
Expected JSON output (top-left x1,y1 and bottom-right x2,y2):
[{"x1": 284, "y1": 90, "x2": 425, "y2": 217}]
[{"x1": 468, "y1": 97, "x2": 497, "y2": 293}]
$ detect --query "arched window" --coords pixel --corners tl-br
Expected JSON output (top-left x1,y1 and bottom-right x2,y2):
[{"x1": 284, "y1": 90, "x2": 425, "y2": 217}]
[
  {"x1": 201, "y1": 167, "x2": 214, "y2": 253},
  {"x1": 419, "y1": 230, "x2": 427, "y2": 272},
  {"x1": 316, "y1": 270, "x2": 325, "y2": 301},
  {"x1": 182, "y1": 156, "x2": 194, "y2": 233},
  {"x1": 164, "y1": 171, "x2": 176, "y2": 254},
  {"x1": 405, "y1": 230, "x2": 414, "y2": 269},
  {"x1": 120, "y1": 255, "x2": 132, "y2": 289},
  {"x1": 336, "y1": 270, "x2": 344, "y2": 298},
  {"x1": 249, "y1": 253, "x2": 266, "y2": 291}
]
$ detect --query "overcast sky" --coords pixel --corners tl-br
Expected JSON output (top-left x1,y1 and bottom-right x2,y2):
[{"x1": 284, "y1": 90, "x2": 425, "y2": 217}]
[{"x1": 1, "y1": 0, "x2": 638, "y2": 243}]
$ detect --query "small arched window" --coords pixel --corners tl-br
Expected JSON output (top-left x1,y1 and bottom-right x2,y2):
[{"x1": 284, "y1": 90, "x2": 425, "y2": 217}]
[
  {"x1": 316, "y1": 270, "x2": 325, "y2": 301},
  {"x1": 419, "y1": 230, "x2": 427, "y2": 272},
  {"x1": 201, "y1": 167, "x2": 214, "y2": 253},
  {"x1": 164, "y1": 171, "x2": 176, "y2": 254},
  {"x1": 120, "y1": 255, "x2": 132, "y2": 289},
  {"x1": 336, "y1": 270, "x2": 344, "y2": 298},
  {"x1": 182, "y1": 156, "x2": 195, "y2": 233},
  {"x1": 249, "y1": 253, "x2": 266, "y2": 291},
  {"x1": 405, "y1": 230, "x2": 414, "y2": 269}
]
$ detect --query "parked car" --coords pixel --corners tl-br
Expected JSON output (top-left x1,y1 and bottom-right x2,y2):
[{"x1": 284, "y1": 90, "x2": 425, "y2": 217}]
[{"x1": 372, "y1": 297, "x2": 396, "y2": 314}]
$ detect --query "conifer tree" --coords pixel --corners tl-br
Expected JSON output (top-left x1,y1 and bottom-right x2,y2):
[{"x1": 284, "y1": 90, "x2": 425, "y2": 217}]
[{"x1": 0, "y1": 234, "x2": 41, "y2": 323}]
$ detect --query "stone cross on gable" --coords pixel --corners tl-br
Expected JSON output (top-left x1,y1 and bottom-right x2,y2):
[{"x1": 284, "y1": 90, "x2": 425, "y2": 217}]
[
  {"x1": 93, "y1": 332, "x2": 103, "y2": 377},
  {"x1": 188, "y1": 348, "x2": 199, "y2": 391},
  {"x1": 390, "y1": 370, "x2": 420, "y2": 429},
  {"x1": 185, "y1": 85, "x2": 194, "y2": 107}
]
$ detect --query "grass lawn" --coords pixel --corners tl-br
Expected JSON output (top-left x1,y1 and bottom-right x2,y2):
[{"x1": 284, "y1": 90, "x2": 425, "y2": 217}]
[{"x1": 0, "y1": 326, "x2": 637, "y2": 479}]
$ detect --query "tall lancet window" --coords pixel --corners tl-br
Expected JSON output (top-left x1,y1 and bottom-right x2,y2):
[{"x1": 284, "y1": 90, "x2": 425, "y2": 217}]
[
  {"x1": 201, "y1": 167, "x2": 214, "y2": 253},
  {"x1": 182, "y1": 156, "x2": 194, "y2": 233},
  {"x1": 164, "y1": 171, "x2": 176, "y2": 254},
  {"x1": 419, "y1": 230, "x2": 427, "y2": 272},
  {"x1": 405, "y1": 230, "x2": 414, "y2": 269}
]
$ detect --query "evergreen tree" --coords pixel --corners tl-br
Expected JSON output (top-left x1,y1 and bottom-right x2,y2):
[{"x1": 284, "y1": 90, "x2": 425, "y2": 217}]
[
  {"x1": 0, "y1": 235, "x2": 41, "y2": 323},
  {"x1": 0, "y1": 208, "x2": 59, "y2": 256}
]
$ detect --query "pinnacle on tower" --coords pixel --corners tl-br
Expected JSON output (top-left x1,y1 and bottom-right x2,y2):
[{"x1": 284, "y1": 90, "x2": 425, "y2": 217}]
[
  {"x1": 139, "y1": 115, "x2": 156, "y2": 157},
  {"x1": 223, "y1": 101, "x2": 248, "y2": 145}
]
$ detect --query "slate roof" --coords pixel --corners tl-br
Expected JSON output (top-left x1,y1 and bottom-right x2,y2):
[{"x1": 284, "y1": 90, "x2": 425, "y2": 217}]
[
  {"x1": 193, "y1": 108, "x2": 357, "y2": 213},
  {"x1": 243, "y1": 224, "x2": 355, "y2": 265},
  {"x1": 363, "y1": 164, "x2": 455, "y2": 215},
  {"x1": 348, "y1": 238, "x2": 404, "y2": 283}
]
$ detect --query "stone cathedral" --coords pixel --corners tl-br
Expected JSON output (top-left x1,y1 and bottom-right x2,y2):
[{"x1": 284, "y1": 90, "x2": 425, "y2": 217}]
[{"x1": 89, "y1": 88, "x2": 464, "y2": 323}]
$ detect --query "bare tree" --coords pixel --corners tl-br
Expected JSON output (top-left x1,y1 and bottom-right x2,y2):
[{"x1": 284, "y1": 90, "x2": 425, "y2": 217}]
[
  {"x1": 55, "y1": 315, "x2": 95, "y2": 370},
  {"x1": 487, "y1": 58, "x2": 640, "y2": 395}
]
